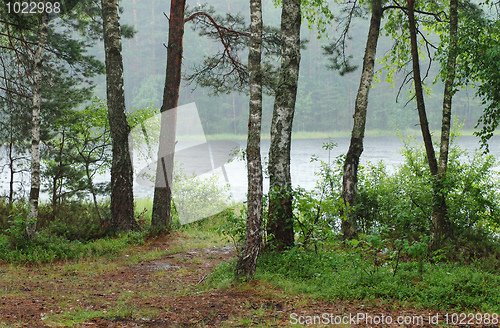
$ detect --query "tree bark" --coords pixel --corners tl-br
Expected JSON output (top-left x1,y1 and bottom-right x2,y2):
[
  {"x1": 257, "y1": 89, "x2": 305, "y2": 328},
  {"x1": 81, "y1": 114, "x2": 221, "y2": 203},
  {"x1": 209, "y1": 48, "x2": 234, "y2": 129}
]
[
  {"x1": 51, "y1": 130, "x2": 66, "y2": 220},
  {"x1": 267, "y1": 0, "x2": 301, "y2": 251},
  {"x1": 8, "y1": 128, "x2": 14, "y2": 204},
  {"x1": 101, "y1": 0, "x2": 137, "y2": 232},
  {"x1": 151, "y1": 0, "x2": 186, "y2": 232},
  {"x1": 235, "y1": 0, "x2": 263, "y2": 279},
  {"x1": 407, "y1": 0, "x2": 438, "y2": 176},
  {"x1": 26, "y1": 8, "x2": 49, "y2": 241},
  {"x1": 432, "y1": 0, "x2": 458, "y2": 247},
  {"x1": 341, "y1": 0, "x2": 383, "y2": 240}
]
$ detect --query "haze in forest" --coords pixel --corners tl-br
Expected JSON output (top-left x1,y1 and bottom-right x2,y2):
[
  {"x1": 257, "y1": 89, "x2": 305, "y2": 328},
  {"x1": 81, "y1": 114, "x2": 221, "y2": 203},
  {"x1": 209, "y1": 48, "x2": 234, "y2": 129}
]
[{"x1": 86, "y1": 0, "x2": 483, "y2": 137}]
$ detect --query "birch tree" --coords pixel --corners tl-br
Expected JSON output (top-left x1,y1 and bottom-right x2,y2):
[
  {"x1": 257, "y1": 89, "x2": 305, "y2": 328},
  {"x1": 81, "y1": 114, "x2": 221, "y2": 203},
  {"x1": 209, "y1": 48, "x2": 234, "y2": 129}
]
[
  {"x1": 235, "y1": 0, "x2": 264, "y2": 279},
  {"x1": 405, "y1": 0, "x2": 459, "y2": 247},
  {"x1": 267, "y1": 0, "x2": 302, "y2": 251},
  {"x1": 25, "y1": 9, "x2": 49, "y2": 240},
  {"x1": 432, "y1": 0, "x2": 458, "y2": 248},
  {"x1": 339, "y1": 0, "x2": 384, "y2": 240}
]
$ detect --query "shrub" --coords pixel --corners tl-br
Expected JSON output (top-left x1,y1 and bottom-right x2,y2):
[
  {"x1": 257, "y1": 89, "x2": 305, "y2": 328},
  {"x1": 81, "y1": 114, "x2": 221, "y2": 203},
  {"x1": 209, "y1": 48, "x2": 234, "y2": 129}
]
[{"x1": 290, "y1": 132, "x2": 500, "y2": 267}]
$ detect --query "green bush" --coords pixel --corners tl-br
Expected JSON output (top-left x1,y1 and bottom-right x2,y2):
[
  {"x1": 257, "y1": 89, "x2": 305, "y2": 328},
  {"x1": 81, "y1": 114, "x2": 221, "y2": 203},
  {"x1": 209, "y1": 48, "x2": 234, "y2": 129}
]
[
  {"x1": 373, "y1": 136, "x2": 500, "y2": 240},
  {"x1": 0, "y1": 199, "x2": 145, "y2": 263},
  {"x1": 287, "y1": 133, "x2": 500, "y2": 273},
  {"x1": 253, "y1": 247, "x2": 500, "y2": 312},
  {"x1": 0, "y1": 230, "x2": 145, "y2": 264}
]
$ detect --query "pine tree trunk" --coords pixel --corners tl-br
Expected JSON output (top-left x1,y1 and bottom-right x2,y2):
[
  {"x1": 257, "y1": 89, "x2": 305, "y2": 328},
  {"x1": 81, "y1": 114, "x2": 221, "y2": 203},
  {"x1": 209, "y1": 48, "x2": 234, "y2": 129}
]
[
  {"x1": 151, "y1": 0, "x2": 186, "y2": 232},
  {"x1": 26, "y1": 9, "x2": 49, "y2": 241},
  {"x1": 101, "y1": 0, "x2": 137, "y2": 232},
  {"x1": 267, "y1": 0, "x2": 301, "y2": 251},
  {"x1": 235, "y1": 0, "x2": 263, "y2": 279},
  {"x1": 432, "y1": 0, "x2": 458, "y2": 247},
  {"x1": 341, "y1": 0, "x2": 383, "y2": 240}
]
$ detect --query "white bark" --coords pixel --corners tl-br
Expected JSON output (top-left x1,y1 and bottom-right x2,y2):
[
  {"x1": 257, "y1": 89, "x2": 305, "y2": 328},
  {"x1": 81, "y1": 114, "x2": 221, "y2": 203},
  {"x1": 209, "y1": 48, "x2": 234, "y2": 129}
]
[{"x1": 26, "y1": 8, "x2": 49, "y2": 240}]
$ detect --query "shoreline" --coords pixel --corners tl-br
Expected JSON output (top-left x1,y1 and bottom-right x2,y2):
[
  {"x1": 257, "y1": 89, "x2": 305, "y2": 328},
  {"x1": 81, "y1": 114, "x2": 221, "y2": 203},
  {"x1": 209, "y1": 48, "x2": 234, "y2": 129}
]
[{"x1": 205, "y1": 129, "x2": 481, "y2": 140}]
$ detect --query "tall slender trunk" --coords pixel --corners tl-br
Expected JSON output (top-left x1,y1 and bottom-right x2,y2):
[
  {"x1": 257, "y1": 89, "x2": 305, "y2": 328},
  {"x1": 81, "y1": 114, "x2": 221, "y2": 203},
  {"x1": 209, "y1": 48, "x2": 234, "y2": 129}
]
[
  {"x1": 432, "y1": 0, "x2": 458, "y2": 246},
  {"x1": 101, "y1": 0, "x2": 137, "y2": 232},
  {"x1": 8, "y1": 128, "x2": 14, "y2": 204},
  {"x1": 235, "y1": 0, "x2": 263, "y2": 279},
  {"x1": 86, "y1": 162, "x2": 103, "y2": 223},
  {"x1": 267, "y1": 0, "x2": 301, "y2": 251},
  {"x1": 341, "y1": 0, "x2": 383, "y2": 240},
  {"x1": 407, "y1": 0, "x2": 438, "y2": 176},
  {"x1": 8, "y1": 101, "x2": 14, "y2": 204},
  {"x1": 151, "y1": 0, "x2": 186, "y2": 232},
  {"x1": 51, "y1": 131, "x2": 65, "y2": 220},
  {"x1": 26, "y1": 8, "x2": 49, "y2": 240}
]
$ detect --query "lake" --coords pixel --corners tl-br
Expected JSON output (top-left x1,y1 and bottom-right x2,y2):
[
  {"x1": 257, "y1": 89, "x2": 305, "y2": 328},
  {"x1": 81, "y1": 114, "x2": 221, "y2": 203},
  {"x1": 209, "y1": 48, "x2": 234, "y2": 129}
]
[
  {"x1": 1, "y1": 135, "x2": 498, "y2": 202},
  {"x1": 134, "y1": 135, "x2": 500, "y2": 203}
]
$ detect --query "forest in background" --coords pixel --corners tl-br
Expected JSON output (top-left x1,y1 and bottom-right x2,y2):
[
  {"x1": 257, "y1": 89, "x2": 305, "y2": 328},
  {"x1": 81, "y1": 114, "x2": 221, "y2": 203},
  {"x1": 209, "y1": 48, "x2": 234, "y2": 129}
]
[
  {"x1": 1, "y1": 0, "x2": 500, "y2": 325},
  {"x1": 87, "y1": 0, "x2": 484, "y2": 136}
]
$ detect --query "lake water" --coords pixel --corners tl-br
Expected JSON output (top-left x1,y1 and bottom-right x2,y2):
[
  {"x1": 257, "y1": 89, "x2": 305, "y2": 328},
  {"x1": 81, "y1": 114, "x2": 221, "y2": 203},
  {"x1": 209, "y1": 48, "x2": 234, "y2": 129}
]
[
  {"x1": 2, "y1": 136, "x2": 499, "y2": 202},
  {"x1": 134, "y1": 135, "x2": 500, "y2": 203}
]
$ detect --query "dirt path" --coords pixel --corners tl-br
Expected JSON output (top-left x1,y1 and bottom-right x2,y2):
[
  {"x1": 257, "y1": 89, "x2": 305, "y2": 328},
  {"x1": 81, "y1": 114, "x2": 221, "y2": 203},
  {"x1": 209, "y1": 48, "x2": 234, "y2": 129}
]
[{"x1": 0, "y1": 233, "x2": 496, "y2": 327}]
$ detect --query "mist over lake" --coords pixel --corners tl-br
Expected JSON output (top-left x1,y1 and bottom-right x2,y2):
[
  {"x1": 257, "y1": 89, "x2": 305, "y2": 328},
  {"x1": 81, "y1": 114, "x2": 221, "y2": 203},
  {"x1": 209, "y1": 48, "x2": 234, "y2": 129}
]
[{"x1": 134, "y1": 135, "x2": 500, "y2": 203}]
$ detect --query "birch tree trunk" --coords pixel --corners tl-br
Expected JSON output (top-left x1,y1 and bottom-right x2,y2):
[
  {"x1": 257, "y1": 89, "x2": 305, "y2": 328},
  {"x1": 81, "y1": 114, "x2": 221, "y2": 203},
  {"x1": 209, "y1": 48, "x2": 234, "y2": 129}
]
[
  {"x1": 235, "y1": 0, "x2": 263, "y2": 279},
  {"x1": 101, "y1": 0, "x2": 137, "y2": 232},
  {"x1": 267, "y1": 0, "x2": 301, "y2": 251},
  {"x1": 341, "y1": 0, "x2": 383, "y2": 240},
  {"x1": 26, "y1": 9, "x2": 49, "y2": 240},
  {"x1": 150, "y1": 0, "x2": 186, "y2": 232},
  {"x1": 432, "y1": 0, "x2": 458, "y2": 247}
]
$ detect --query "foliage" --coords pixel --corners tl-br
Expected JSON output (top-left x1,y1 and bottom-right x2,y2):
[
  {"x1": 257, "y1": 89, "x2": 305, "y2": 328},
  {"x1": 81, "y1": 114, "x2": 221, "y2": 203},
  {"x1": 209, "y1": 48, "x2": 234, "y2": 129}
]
[
  {"x1": 4, "y1": 202, "x2": 33, "y2": 249},
  {"x1": 172, "y1": 167, "x2": 233, "y2": 225},
  {"x1": 41, "y1": 98, "x2": 111, "y2": 211},
  {"x1": 127, "y1": 104, "x2": 160, "y2": 131},
  {"x1": 446, "y1": 2, "x2": 500, "y2": 149},
  {"x1": 293, "y1": 142, "x2": 343, "y2": 249},
  {"x1": 0, "y1": 229, "x2": 144, "y2": 264},
  {"x1": 377, "y1": 134, "x2": 500, "y2": 241},
  {"x1": 0, "y1": 199, "x2": 145, "y2": 264},
  {"x1": 185, "y1": 4, "x2": 281, "y2": 96},
  {"x1": 213, "y1": 205, "x2": 247, "y2": 251},
  {"x1": 251, "y1": 246, "x2": 500, "y2": 312},
  {"x1": 283, "y1": 133, "x2": 500, "y2": 264}
]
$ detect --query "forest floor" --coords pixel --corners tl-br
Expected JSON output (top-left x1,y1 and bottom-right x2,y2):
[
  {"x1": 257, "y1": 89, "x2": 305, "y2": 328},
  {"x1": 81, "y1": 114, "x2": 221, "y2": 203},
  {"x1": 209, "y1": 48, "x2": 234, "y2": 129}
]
[{"x1": 0, "y1": 231, "x2": 492, "y2": 327}]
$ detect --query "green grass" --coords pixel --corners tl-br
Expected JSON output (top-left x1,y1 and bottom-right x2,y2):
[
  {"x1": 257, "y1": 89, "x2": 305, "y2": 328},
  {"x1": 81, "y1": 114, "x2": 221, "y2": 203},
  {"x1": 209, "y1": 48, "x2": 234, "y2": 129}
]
[
  {"x1": 207, "y1": 248, "x2": 500, "y2": 313},
  {"x1": 0, "y1": 196, "x2": 237, "y2": 264},
  {"x1": 0, "y1": 230, "x2": 145, "y2": 264},
  {"x1": 135, "y1": 196, "x2": 153, "y2": 228}
]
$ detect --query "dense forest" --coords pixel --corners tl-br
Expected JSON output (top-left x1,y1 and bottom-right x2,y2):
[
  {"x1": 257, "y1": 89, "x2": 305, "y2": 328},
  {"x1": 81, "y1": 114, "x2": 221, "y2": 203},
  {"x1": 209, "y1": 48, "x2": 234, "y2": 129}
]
[
  {"x1": 88, "y1": 0, "x2": 484, "y2": 135},
  {"x1": 1, "y1": 0, "x2": 500, "y2": 326}
]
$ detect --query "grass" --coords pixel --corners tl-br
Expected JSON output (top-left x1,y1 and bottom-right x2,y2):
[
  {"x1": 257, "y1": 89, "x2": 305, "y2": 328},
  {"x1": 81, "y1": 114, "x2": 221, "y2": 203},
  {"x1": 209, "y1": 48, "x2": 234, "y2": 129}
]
[
  {"x1": 206, "y1": 247, "x2": 500, "y2": 313},
  {"x1": 0, "y1": 231, "x2": 146, "y2": 264},
  {"x1": 263, "y1": 250, "x2": 500, "y2": 312},
  {"x1": 2, "y1": 194, "x2": 500, "y2": 325}
]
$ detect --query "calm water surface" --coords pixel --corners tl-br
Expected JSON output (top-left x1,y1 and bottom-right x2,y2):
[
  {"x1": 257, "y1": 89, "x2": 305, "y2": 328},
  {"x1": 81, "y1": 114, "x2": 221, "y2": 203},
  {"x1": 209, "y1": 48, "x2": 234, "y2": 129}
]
[
  {"x1": 2, "y1": 136, "x2": 499, "y2": 201},
  {"x1": 136, "y1": 135, "x2": 500, "y2": 202}
]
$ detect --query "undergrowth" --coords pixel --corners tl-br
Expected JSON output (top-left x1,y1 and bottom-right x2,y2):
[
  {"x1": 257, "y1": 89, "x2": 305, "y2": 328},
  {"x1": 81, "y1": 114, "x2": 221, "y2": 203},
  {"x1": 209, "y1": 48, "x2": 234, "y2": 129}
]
[
  {"x1": 206, "y1": 130, "x2": 500, "y2": 313},
  {"x1": 0, "y1": 199, "x2": 146, "y2": 264},
  {"x1": 256, "y1": 247, "x2": 500, "y2": 313},
  {"x1": 205, "y1": 246, "x2": 500, "y2": 313}
]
